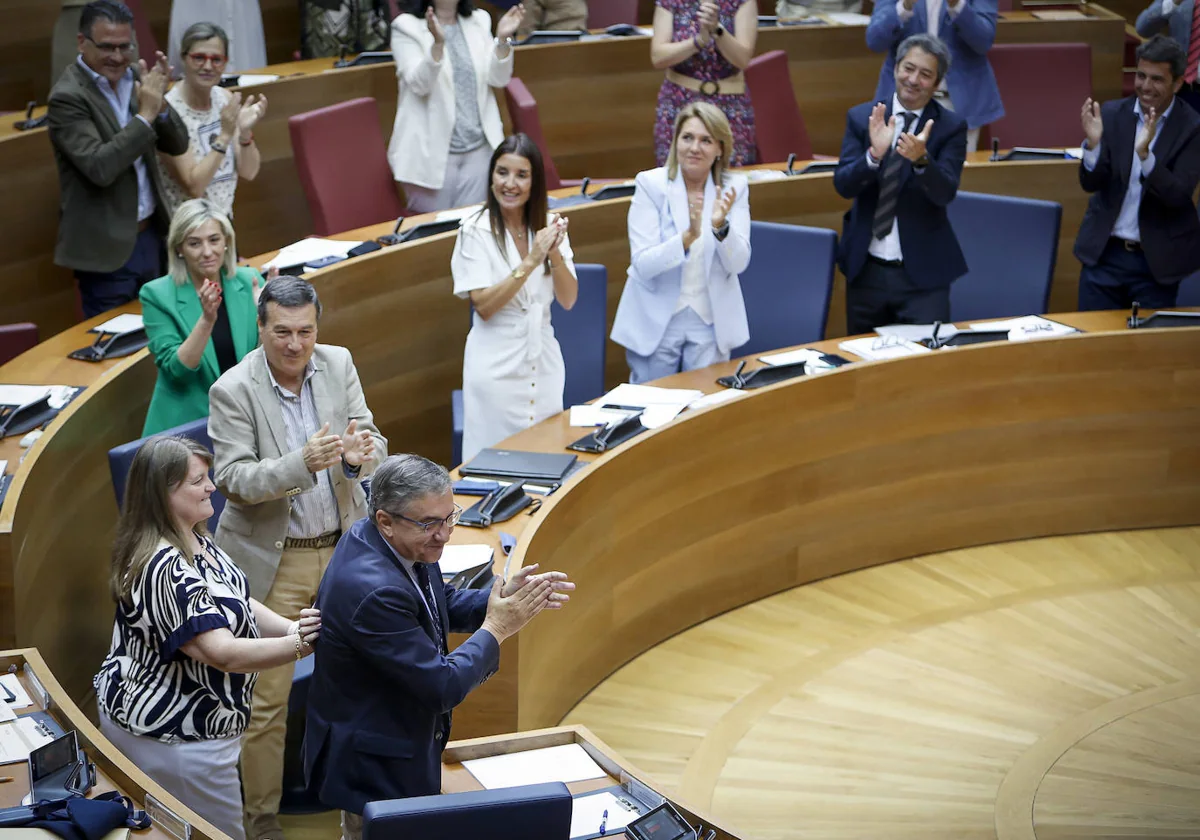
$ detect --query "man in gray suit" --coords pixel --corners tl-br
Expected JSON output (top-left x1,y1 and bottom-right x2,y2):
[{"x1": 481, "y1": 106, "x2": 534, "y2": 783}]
[
  {"x1": 208, "y1": 275, "x2": 387, "y2": 840},
  {"x1": 1137, "y1": 0, "x2": 1200, "y2": 110},
  {"x1": 47, "y1": 0, "x2": 188, "y2": 317}
]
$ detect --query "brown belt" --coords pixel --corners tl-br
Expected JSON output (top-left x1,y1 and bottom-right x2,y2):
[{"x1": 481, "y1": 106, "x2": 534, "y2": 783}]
[
  {"x1": 284, "y1": 530, "x2": 341, "y2": 549},
  {"x1": 665, "y1": 68, "x2": 745, "y2": 96}
]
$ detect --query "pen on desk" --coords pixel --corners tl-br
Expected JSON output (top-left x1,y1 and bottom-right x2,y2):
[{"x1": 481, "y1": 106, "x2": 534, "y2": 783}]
[
  {"x1": 600, "y1": 404, "x2": 642, "y2": 412},
  {"x1": 598, "y1": 808, "x2": 608, "y2": 836},
  {"x1": 0, "y1": 776, "x2": 13, "y2": 784}
]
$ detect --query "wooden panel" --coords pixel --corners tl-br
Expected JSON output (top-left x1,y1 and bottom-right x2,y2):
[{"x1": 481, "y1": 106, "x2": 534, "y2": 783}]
[{"x1": 0, "y1": 0, "x2": 60, "y2": 111}]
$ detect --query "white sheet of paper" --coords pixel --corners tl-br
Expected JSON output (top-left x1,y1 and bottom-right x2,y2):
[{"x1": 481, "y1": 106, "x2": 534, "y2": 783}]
[
  {"x1": 639, "y1": 403, "x2": 685, "y2": 429},
  {"x1": 0, "y1": 716, "x2": 53, "y2": 764},
  {"x1": 569, "y1": 405, "x2": 636, "y2": 427},
  {"x1": 463, "y1": 743, "x2": 606, "y2": 790},
  {"x1": 0, "y1": 385, "x2": 51, "y2": 408},
  {"x1": 569, "y1": 791, "x2": 641, "y2": 839},
  {"x1": 967, "y1": 315, "x2": 1079, "y2": 341},
  {"x1": 687, "y1": 389, "x2": 748, "y2": 411},
  {"x1": 0, "y1": 699, "x2": 15, "y2": 723},
  {"x1": 0, "y1": 674, "x2": 32, "y2": 709},
  {"x1": 435, "y1": 204, "x2": 483, "y2": 223},
  {"x1": 599, "y1": 383, "x2": 704, "y2": 409},
  {"x1": 264, "y1": 238, "x2": 365, "y2": 269},
  {"x1": 234, "y1": 74, "x2": 280, "y2": 87},
  {"x1": 826, "y1": 11, "x2": 871, "y2": 23},
  {"x1": 438, "y1": 544, "x2": 494, "y2": 576},
  {"x1": 758, "y1": 348, "x2": 827, "y2": 367},
  {"x1": 90, "y1": 313, "x2": 144, "y2": 334},
  {"x1": 838, "y1": 336, "x2": 931, "y2": 361}
]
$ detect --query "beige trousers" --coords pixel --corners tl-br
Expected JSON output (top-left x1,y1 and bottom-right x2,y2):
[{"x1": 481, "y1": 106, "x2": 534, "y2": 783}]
[{"x1": 241, "y1": 544, "x2": 335, "y2": 840}]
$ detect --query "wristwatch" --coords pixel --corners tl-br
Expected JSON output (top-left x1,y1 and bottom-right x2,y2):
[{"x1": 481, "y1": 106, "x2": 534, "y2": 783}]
[
  {"x1": 714, "y1": 23, "x2": 725, "y2": 38},
  {"x1": 210, "y1": 138, "x2": 229, "y2": 155},
  {"x1": 713, "y1": 220, "x2": 731, "y2": 241},
  {"x1": 914, "y1": 153, "x2": 931, "y2": 168}
]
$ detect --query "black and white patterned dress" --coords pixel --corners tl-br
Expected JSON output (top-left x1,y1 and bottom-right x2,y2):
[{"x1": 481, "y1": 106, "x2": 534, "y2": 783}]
[{"x1": 94, "y1": 536, "x2": 260, "y2": 742}]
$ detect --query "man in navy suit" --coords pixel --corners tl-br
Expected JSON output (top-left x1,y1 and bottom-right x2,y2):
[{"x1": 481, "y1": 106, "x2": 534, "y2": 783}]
[
  {"x1": 834, "y1": 33, "x2": 969, "y2": 335},
  {"x1": 1075, "y1": 35, "x2": 1200, "y2": 311},
  {"x1": 866, "y1": 0, "x2": 1003, "y2": 152},
  {"x1": 302, "y1": 454, "x2": 574, "y2": 840}
]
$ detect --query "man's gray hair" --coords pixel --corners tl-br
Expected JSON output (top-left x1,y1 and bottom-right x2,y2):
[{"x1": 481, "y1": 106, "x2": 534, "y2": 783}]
[
  {"x1": 896, "y1": 33, "x2": 952, "y2": 85},
  {"x1": 370, "y1": 455, "x2": 452, "y2": 517},
  {"x1": 257, "y1": 275, "x2": 322, "y2": 324}
]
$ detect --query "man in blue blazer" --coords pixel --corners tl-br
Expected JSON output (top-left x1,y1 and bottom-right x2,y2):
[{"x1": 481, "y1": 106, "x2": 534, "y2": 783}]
[
  {"x1": 1074, "y1": 35, "x2": 1200, "y2": 310},
  {"x1": 866, "y1": 0, "x2": 1002, "y2": 152},
  {"x1": 834, "y1": 34, "x2": 969, "y2": 335},
  {"x1": 1135, "y1": 0, "x2": 1200, "y2": 111},
  {"x1": 302, "y1": 454, "x2": 574, "y2": 840}
]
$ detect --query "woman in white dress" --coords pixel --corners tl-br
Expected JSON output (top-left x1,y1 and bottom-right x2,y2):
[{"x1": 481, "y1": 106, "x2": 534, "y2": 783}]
[{"x1": 451, "y1": 133, "x2": 578, "y2": 463}]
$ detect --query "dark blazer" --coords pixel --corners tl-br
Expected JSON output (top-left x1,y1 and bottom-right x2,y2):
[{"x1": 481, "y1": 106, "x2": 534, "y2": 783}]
[
  {"x1": 834, "y1": 98, "x2": 969, "y2": 290},
  {"x1": 1074, "y1": 95, "x2": 1200, "y2": 285},
  {"x1": 47, "y1": 61, "x2": 188, "y2": 273},
  {"x1": 139, "y1": 266, "x2": 261, "y2": 436},
  {"x1": 303, "y1": 517, "x2": 497, "y2": 815}
]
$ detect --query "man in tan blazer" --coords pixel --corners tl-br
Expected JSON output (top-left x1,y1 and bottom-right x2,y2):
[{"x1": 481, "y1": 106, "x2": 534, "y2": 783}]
[
  {"x1": 208, "y1": 275, "x2": 387, "y2": 840},
  {"x1": 47, "y1": 1, "x2": 188, "y2": 316}
]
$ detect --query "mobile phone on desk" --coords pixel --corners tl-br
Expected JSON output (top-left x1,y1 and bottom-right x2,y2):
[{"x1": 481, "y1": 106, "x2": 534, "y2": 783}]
[{"x1": 305, "y1": 255, "x2": 345, "y2": 270}]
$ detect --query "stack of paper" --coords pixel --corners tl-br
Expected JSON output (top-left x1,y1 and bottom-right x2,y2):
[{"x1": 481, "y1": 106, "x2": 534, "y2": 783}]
[
  {"x1": 569, "y1": 405, "x2": 639, "y2": 427},
  {"x1": 90, "y1": 313, "x2": 144, "y2": 335},
  {"x1": 263, "y1": 238, "x2": 365, "y2": 270},
  {"x1": 757, "y1": 347, "x2": 840, "y2": 373},
  {"x1": 826, "y1": 11, "x2": 871, "y2": 23},
  {"x1": 967, "y1": 315, "x2": 1079, "y2": 341},
  {"x1": 0, "y1": 717, "x2": 53, "y2": 764},
  {"x1": 233, "y1": 74, "x2": 280, "y2": 87},
  {"x1": 439, "y1": 544, "x2": 494, "y2": 576},
  {"x1": 594, "y1": 383, "x2": 704, "y2": 430},
  {"x1": 839, "y1": 335, "x2": 931, "y2": 361},
  {"x1": 687, "y1": 389, "x2": 747, "y2": 411},
  {"x1": 463, "y1": 743, "x2": 606, "y2": 789}
]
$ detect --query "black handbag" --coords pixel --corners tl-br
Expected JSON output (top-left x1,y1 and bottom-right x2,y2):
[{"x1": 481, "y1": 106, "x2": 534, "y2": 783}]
[{"x1": 457, "y1": 481, "x2": 537, "y2": 528}]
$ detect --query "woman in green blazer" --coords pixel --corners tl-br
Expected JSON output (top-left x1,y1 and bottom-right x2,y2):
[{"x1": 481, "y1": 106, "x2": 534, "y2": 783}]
[{"x1": 140, "y1": 199, "x2": 265, "y2": 435}]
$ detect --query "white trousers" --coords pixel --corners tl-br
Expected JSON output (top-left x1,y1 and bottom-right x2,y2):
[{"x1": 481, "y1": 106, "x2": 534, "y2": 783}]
[
  {"x1": 100, "y1": 712, "x2": 246, "y2": 840},
  {"x1": 625, "y1": 307, "x2": 728, "y2": 384},
  {"x1": 401, "y1": 144, "x2": 493, "y2": 214}
]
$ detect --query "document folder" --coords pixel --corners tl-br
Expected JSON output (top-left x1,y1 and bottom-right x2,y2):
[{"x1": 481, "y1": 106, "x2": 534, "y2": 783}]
[{"x1": 461, "y1": 449, "x2": 578, "y2": 482}]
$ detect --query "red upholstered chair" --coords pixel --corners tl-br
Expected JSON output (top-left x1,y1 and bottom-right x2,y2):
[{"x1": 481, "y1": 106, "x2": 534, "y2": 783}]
[
  {"x1": 288, "y1": 97, "x2": 405, "y2": 236},
  {"x1": 745, "y1": 50, "x2": 825, "y2": 163},
  {"x1": 587, "y1": 0, "x2": 640, "y2": 28},
  {"x1": 986, "y1": 42, "x2": 1092, "y2": 149},
  {"x1": 0, "y1": 323, "x2": 39, "y2": 366},
  {"x1": 996, "y1": 0, "x2": 1013, "y2": 11},
  {"x1": 123, "y1": 0, "x2": 161, "y2": 61},
  {"x1": 387, "y1": 0, "x2": 402, "y2": 21},
  {"x1": 504, "y1": 78, "x2": 570, "y2": 189}
]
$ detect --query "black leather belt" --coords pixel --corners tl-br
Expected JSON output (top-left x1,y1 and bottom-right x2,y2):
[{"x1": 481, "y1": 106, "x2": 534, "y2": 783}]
[
  {"x1": 1110, "y1": 237, "x2": 1142, "y2": 252},
  {"x1": 868, "y1": 254, "x2": 904, "y2": 267}
]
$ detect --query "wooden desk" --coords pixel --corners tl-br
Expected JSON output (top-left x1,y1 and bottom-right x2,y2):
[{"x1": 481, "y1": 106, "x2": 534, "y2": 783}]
[
  {"x1": 0, "y1": 8, "x2": 1126, "y2": 335},
  {"x1": 0, "y1": 647, "x2": 225, "y2": 840},
  {"x1": 441, "y1": 725, "x2": 743, "y2": 839}
]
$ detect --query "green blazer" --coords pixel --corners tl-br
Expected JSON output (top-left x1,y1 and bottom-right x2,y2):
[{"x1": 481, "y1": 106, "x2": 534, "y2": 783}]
[{"x1": 140, "y1": 267, "x2": 261, "y2": 436}]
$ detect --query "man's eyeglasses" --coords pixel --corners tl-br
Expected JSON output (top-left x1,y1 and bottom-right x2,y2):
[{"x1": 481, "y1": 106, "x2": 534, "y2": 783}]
[
  {"x1": 186, "y1": 52, "x2": 228, "y2": 68},
  {"x1": 85, "y1": 36, "x2": 135, "y2": 56},
  {"x1": 388, "y1": 504, "x2": 463, "y2": 534}
]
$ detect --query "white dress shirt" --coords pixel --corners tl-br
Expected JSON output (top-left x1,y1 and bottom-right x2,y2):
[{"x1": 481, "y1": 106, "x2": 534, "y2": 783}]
[
  {"x1": 1080, "y1": 97, "x2": 1173, "y2": 243},
  {"x1": 866, "y1": 94, "x2": 924, "y2": 261},
  {"x1": 675, "y1": 235, "x2": 714, "y2": 323}
]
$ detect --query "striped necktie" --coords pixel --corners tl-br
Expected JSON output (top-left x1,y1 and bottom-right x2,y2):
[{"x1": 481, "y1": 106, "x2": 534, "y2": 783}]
[
  {"x1": 1187, "y1": 0, "x2": 1200, "y2": 83},
  {"x1": 871, "y1": 112, "x2": 916, "y2": 242},
  {"x1": 413, "y1": 562, "x2": 447, "y2": 654}
]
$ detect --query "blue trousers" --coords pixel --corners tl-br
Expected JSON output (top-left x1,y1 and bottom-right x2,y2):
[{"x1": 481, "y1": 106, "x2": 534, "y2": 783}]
[
  {"x1": 625, "y1": 307, "x2": 728, "y2": 384},
  {"x1": 74, "y1": 225, "x2": 164, "y2": 318},
  {"x1": 1078, "y1": 238, "x2": 1177, "y2": 312}
]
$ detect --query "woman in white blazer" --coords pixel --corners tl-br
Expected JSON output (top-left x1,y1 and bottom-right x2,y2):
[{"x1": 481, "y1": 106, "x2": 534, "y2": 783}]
[
  {"x1": 452, "y1": 133, "x2": 578, "y2": 464},
  {"x1": 611, "y1": 101, "x2": 752, "y2": 384},
  {"x1": 388, "y1": 1, "x2": 524, "y2": 213}
]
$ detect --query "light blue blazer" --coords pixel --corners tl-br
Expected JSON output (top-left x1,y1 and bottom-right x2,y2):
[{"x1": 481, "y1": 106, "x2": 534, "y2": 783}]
[
  {"x1": 611, "y1": 167, "x2": 752, "y2": 357},
  {"x1": 865, "y1": 0, "x2": 1005, "y2": 130}
]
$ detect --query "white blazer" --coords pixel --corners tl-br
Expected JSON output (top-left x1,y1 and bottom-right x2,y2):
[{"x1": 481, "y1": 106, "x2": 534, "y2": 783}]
[
  {"x1": 611, "y1": 167, "x2": 752, "y2": 357},
  {"x1": 387, "y1": 10, "x2": 513, "y2": 189}
]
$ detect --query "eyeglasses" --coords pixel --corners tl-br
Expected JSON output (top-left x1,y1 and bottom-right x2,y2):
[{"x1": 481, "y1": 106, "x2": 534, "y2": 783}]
[
  {"x1": 86, "y1": 36, "x2": 135, "y2": 55},
  {"x1": 186, "y1": 52, "x2": 228, "y2": 67},
  {"x1": 388, "y1": 504, "x2": 463, "y2": 534}
]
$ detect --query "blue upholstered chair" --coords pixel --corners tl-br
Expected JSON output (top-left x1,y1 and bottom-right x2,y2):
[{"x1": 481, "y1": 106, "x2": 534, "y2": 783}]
[
  {"x1": 1176, "y1": 271, "x2": 1200, "y2": 306},
  {"x1": 363, "y1": 782, "x2": 572, "y2": 840},
  {"x1": 947, "y1": 191, "x2": 1061, "y2": 321},
  {"x1": 452, "y1": 264, "x2": 608, "y2": 467},
  {"x1": 107, "y1": 417, "x2": 225, "y2": 531},
  {"x1": 107, "y1": 418, "x2": 328, "y2": 815},
  {"x1": 731, "y1": 221, "x2": 836, "y2": 358}
]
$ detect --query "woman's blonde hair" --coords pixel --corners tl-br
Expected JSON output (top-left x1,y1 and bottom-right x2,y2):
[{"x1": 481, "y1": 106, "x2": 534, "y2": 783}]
[
  {"x1": 110, "y1": 436, "x2": 213, "y2": 602},
  {"x1": 166, "y1": 199, "x2": 237, "y2": 286},
  {"x1": 665, "y1": 101, "x2": 734, "y2": 187}
]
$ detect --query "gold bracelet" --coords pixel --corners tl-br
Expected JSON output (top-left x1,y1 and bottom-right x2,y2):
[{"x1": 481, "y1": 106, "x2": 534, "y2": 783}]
[{"x1": 294, "y1": 634, "x2": 303, "y2": 660}]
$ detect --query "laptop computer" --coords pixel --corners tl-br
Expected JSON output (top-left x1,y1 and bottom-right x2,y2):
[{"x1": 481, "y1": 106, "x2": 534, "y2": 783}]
[{"x1": 460, "y1": 448, "x2": 578, "y2": 482}]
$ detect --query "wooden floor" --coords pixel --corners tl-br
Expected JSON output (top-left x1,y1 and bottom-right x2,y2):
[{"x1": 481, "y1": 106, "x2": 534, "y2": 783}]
[{"x1": 560, "y1": 528, "x2": 1200, "y2": 840}]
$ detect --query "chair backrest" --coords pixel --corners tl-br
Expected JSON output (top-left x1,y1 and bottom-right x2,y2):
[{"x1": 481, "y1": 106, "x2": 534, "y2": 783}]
[
  {"x1": 744, "y1": 50, "x2": 813, "y2": 163},
  {"x1": 123, "y1": 0, "x2": 161, "y2": 64},
  {"x1": 0, "y1": 322, "x2": 38, "y2": 366},
  {"x1": 947, "y1": 191, "x2": 1061, "y2": 321},
  {"x1": 987, "y1": 43, "x2": 1091, "y2": 149},
  {"x1": 1176, "y1": 271, "x2": 1200, "y2": 306},
  {"x1": 552, "y1": 263, "x2": 608, "y2": 407},
  {"x1": 363, "y1": 782, "x2": 572, "y2": 840},
  {"x1": 504, "y1": 78, "x2": 563, "y2": 191},
  {"x1": 587, "y1": 0, "x2": 640, "y2": 28},
  {"x1": 288, "y1": 97, "x2": 404, "y2": 236},
  {"x1": 107, "y1": 417, "x2": 226, "y2": 532},
  {"x1": 732, "y1": 221, "x2": 836, "y2": 357}
]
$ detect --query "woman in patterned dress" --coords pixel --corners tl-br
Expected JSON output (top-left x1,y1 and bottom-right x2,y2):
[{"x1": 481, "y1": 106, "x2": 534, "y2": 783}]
[
  {"x1": 651, "y1": 0, "x2": 760, "y2": 167},
  {"x1": 93, "y1": 437, "x2": 321, "y2": 840}
]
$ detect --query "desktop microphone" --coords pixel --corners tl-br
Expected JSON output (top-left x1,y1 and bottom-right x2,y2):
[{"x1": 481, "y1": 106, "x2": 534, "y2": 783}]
[
  {"x1": 579, "y1": 177, "x2": 591, "y2": 196},
  {"x1": 786, "y1": 152, "x2": 796, "y2": 175},
  {"x1": 1128, "y1": 301, "x2": 1140, "y2": 328},
  {"x1": 991, "y1": 136, "x2": 1000, "y2": 161}
]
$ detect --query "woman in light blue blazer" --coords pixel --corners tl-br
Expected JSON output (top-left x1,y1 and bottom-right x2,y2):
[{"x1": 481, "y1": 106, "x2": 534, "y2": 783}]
[{"x1": 611, "y1": 101, "x2": 752, "y2": 384}]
